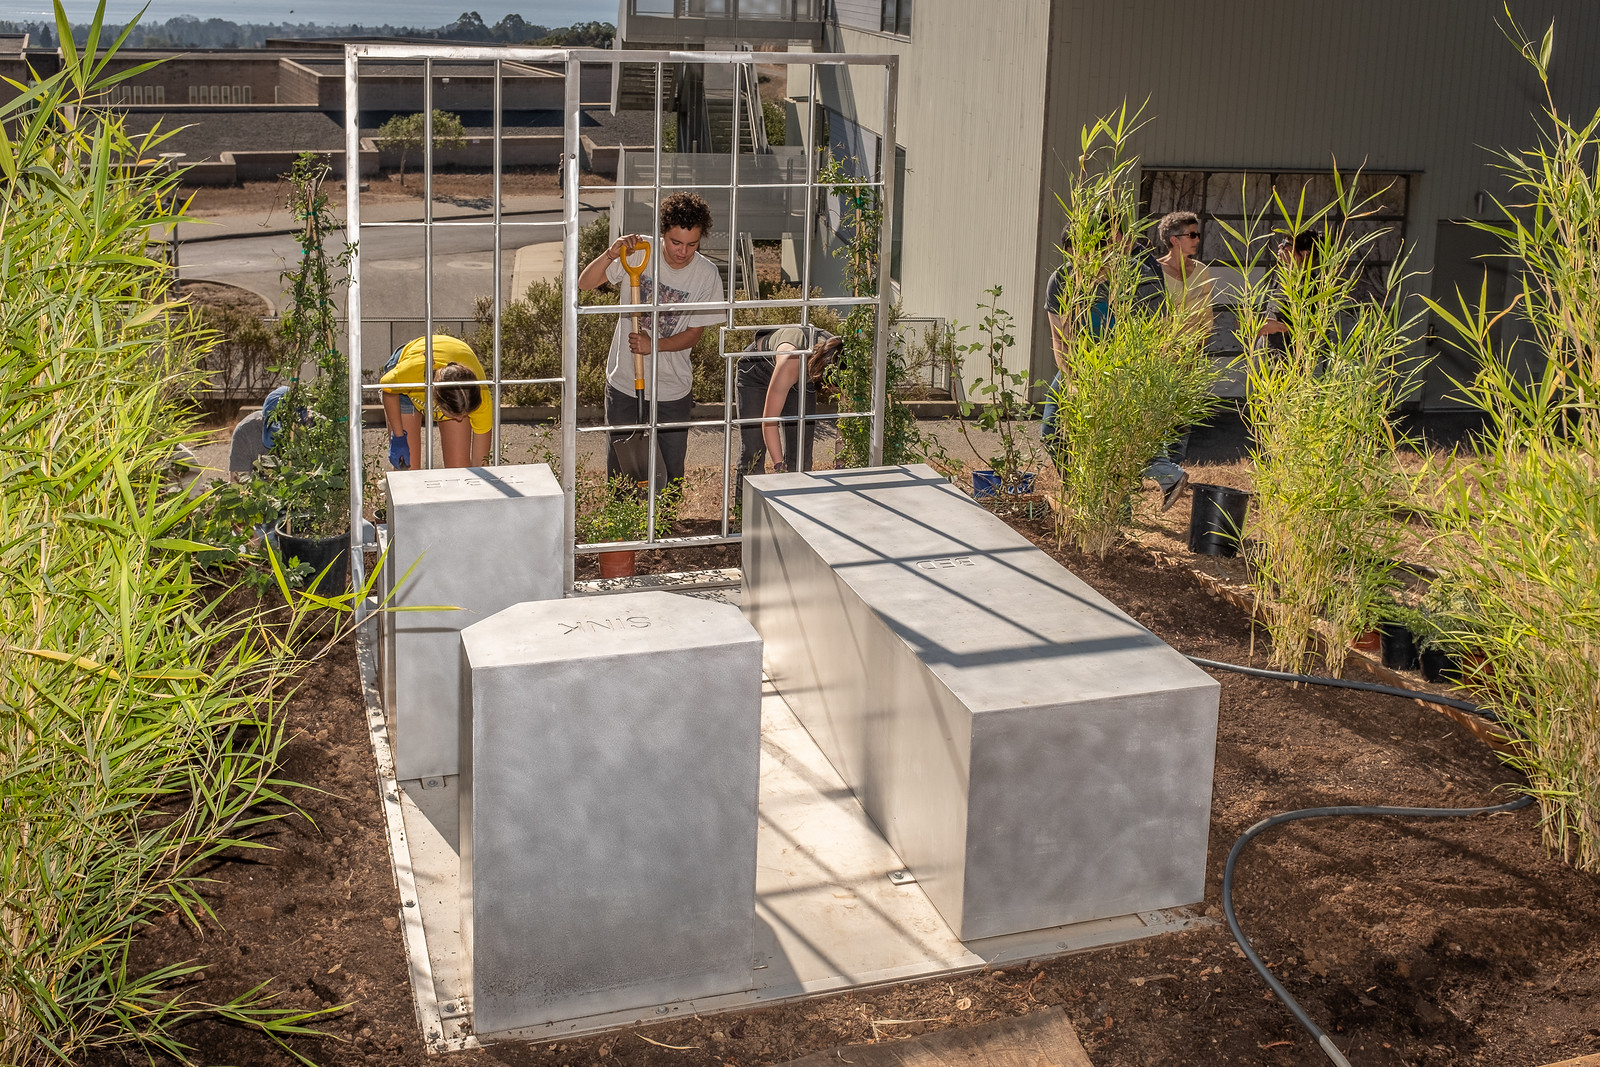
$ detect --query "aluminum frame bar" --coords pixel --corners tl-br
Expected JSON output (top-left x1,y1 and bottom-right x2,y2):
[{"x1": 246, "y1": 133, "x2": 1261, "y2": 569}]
[
  {"x1": 344, "y1": 46, "x2": 367, "y2": 611},
  {"x1": 343, "y1": 45, "x2": 900, "y2": 590}
]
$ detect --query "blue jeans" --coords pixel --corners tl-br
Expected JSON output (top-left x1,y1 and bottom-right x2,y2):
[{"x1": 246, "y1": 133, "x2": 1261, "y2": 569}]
[
  {"x1": 1040, "y1": 373, "x2": 1064, "y2": 445},
  {"x1": 261, "y1": 385, "x2": 290, "y2": 449},
  {"x1": 381, "y1": 346, "x2": 419, "y2": 415}
]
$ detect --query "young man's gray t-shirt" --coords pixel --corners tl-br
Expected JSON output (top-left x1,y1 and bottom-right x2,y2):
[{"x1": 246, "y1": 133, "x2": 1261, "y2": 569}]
[{"x1": 604, "y1": 251, "x2": 725, "y2": 401}]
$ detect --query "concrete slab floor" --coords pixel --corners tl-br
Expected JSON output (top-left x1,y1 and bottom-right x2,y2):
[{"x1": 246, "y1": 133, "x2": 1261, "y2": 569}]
[{"x1": 355, "y1": 580, "x2": 1213, "y2": 1053}]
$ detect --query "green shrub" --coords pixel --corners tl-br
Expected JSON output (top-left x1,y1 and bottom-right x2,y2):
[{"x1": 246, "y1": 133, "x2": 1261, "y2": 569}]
[
  {"x1": 191, "y1": 304, "x2": 283, "y2": 399},
  {"x1": 952, "y1": 285, "x2": 1040, "y2": 493},
  {"x1": 1420, "y1": 18, "x2": 1600, "y2": 871},
  {"x1": 577, "y1": 211, "x2": 611, "y2": 268},
  {"x1": 0, "y1": 10, "x2": 348, "y2": 1062},
  {"x1": 576, "y1": 474, "x2": 682, "y2": 543}
]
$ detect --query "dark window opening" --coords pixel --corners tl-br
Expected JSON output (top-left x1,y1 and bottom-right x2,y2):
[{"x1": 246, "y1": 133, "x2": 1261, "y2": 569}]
[{"x1": 879, "y1": 0, "x2": 910, "y2": 36}]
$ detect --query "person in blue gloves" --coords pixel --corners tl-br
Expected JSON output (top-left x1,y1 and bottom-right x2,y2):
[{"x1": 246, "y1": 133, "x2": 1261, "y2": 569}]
[{"x1": 379, "y1": 335, "x2": 490, "y2": 470}]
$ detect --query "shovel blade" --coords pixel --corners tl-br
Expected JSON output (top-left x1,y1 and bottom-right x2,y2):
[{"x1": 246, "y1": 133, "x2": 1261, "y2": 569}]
[{"x1": 613, "y1": 432, "x2": 667, "y2": 491}]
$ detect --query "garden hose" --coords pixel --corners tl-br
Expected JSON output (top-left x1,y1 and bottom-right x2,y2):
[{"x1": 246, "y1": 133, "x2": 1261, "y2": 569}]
[
  {"x1": 1190, "y1": 655, "x2": 1533, "y2": 1066},
  {"x1": 1185, "y1": 655, "x2": 1500, "y2": 722},
  {"x1": 1222, "y1": 794, "x2": 1533, "y2": 1067}
]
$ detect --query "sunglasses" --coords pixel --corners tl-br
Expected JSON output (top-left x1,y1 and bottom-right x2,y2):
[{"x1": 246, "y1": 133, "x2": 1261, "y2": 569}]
[{"x1": 1177, "y1": 230, "x2": 1202, "y2": 240}]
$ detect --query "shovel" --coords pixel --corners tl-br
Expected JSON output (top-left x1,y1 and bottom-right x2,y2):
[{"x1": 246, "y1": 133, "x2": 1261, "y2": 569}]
[{"x1": 612, "y1": 238, "x2": 666, "y2": 491}]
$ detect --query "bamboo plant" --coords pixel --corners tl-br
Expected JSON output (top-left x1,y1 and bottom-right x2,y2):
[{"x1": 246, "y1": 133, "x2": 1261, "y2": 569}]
[
  {"x1": 1419, "y1": 16, "x2": 1600, "y2": 871},
  {"x1": 1221, "y1": 175, "x2": 1421, "y2": 677},
  {"x1": 1046, "y1": 105, "x2": 1223, "y2": 555},
  {"x1": 0, "y1": 5, "x2": 357, "y2": 1063}
]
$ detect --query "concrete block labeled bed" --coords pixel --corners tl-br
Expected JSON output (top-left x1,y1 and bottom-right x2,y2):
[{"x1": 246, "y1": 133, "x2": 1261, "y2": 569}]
[
  {"x1": 381, "y1": 463, "x2": 563, "y2": 781},
  {"x1": 742, "y1": 465, "x2": 1220, "y2": 941},
  {"x1": 459, "y1": 590, "x2": 763, "y2": 1033}
]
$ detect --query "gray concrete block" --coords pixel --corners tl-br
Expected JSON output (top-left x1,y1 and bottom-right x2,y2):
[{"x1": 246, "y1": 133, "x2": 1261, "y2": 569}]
[
  {"x1": 742, "y1": 465, "x2": 1219, "y2": 941},
  {"x1": 459, "y1": 590, "x2": 763, "y2": 1033},
  {"x1": 381, "y1": 464, "x2": 564, "y2": 781}
]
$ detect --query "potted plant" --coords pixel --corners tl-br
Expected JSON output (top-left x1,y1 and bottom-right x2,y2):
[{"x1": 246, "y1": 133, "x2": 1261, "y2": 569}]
[
  {"x1": 261, "y1": 153, "x2": 354, "y2": 595},
  {"x1": 1374, "y1": 600, "x2": 1429, "y2": 671},
  {"x1": 1415, "y1": 579, "x2": 1487, "y2": 685},
  {"x1": 577, "y1": 476, "x2": 681, "y2": 578},
  {"x1": 953, "y1": 285, "x2": 1038, "y2": 498}
]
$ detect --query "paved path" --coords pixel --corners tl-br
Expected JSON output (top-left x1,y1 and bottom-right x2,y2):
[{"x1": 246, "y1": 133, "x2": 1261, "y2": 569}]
[{"x1": 171, "y1": 194, "x2": 605, "y2": 373}]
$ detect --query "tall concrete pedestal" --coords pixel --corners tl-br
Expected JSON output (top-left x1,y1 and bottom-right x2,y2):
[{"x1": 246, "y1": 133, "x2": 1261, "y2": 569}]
[
  {"x1": 742, "y1": 465, "x2": 1220, "y2": 941},
  {"x1": 381, "y1": 463, "x2": 563, "y2": 781},
  {"x1": 459, "y1": 591, "x2": 763, "y2": 1034}
]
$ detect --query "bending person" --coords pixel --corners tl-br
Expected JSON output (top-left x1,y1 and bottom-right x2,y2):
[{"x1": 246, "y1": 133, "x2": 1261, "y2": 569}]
[
  {"x1": 736, "y1": 325, "x2": 842, "y2": 488},
  {"x1": 380, "y1": 334, "x2": 491, "y2": 469}
]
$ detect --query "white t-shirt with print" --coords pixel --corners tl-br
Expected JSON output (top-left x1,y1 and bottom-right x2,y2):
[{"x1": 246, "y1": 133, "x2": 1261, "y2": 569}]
[{"x1": 605, "y1": 250, "x2": 725, "y2": 401}]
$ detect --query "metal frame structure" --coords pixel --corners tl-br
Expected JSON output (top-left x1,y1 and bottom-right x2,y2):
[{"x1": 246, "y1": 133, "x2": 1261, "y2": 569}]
[{"x1": 344, "y1": 44, "x2": 898, "y2": 598}]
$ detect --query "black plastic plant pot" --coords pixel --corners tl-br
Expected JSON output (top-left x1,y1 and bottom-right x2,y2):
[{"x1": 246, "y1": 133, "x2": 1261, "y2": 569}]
[
  {"x1": 274, "y1": 528, "x2": 350, "y2": 596},
  {"x1": 1420, "y1": 647, "x2": 1460, "y2": 684},
  {"x1": 1380, "y1": 623, "x2": 1420, "y2": 671},
  {"x1": 1187, "y1": 483, "x2": 1251, "y2": 558}
]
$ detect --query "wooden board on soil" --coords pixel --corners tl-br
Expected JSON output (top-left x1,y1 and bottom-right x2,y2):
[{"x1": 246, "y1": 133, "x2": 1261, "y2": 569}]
[
  {"x1": 778, "y1": 1007, "x2": 1091, "y2": 1067},
  {"x1": 85, "y1": 516, "x2": 1600, "y2": 1067}
]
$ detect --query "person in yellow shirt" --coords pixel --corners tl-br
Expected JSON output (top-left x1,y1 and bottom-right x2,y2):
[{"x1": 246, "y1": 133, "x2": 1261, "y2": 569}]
[{"x1": 379, "y1": 335, "x2": 491, "y2": 469}]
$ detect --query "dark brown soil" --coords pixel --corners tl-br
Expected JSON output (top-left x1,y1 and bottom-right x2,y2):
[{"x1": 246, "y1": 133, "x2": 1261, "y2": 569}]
[
  {"x1": 88, "y1": 520, "x2": 1600, "y2": 1067},
  {"x1": 178, "y1": 279, "x2": 272, "y2": 315}
]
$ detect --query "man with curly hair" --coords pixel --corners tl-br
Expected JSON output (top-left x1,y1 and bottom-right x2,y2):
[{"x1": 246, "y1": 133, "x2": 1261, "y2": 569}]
[{"x1": 578, "y1": 191, "x2": 724, "y2": 483}]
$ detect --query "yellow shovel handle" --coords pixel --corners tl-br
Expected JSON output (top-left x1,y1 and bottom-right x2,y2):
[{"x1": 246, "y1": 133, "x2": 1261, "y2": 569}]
[
  {"x1": 622, "y1": 240, "x2": 651, "y2": 391},
  {"x1": 620, "y1": 239, "x2": 651, "y2": 289}
]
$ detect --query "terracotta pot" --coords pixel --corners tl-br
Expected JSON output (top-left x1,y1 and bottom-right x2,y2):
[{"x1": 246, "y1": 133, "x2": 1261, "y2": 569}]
[
  {"x1": 1352, "y1": 629, "x2": 1382, "y2": 654},
  {"x1": 597, "y1": 550, "x2": 637, "y2": 579}
]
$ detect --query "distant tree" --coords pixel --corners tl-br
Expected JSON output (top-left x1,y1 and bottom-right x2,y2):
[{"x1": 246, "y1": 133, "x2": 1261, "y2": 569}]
[
  {"x1": 493, "y1": 14, "x2": 546, "y2": 41},
  {"x1": 533, "y1": 21, "x2": 615, "y2": 48},
  {"x1": 375, "y1": 110, "x2": 467, "y2": 187},
  {"x1": 439, "y1": 11, "x2": 492, "y2": 40}
]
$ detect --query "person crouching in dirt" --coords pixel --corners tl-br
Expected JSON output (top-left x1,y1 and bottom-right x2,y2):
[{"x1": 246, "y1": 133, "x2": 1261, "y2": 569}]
[
  {"x1": 736, "y1": 325, "x2": 843, "y2": 491},
  {"x1": 380, "y1": 334, "x2": 491, "y2": 470}
]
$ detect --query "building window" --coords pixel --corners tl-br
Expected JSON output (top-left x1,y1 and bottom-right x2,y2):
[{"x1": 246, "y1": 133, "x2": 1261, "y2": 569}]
[
  {"x1": 111, "y1": 84, "x2": 165, "y2": 105},
  {"x1": 879, "y1": 0, "x2": 910, "y2": 36},
  {"x1": 1140, "y1": 168, "x2": 1409, "y2": 279},
  {"x1": 187, "y1": 85, "x2": 252, "y2": 105},
  {"x1": 1137, "y1": 168, "x2": 1411, "y2": 354}
]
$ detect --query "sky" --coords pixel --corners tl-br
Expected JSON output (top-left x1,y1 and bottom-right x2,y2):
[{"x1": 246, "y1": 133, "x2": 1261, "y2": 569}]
[{"x1": 9, "y1": 1, "x2": 619, "y2": 27}]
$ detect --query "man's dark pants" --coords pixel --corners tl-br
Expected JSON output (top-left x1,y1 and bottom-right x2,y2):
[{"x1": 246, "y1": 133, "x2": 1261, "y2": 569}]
[
  {"x1": 605, "y1": 385, "x2": 693, "y2": 484},
  {"x1": 735, "y1": 381, "x2": 818, "y2": 495}
]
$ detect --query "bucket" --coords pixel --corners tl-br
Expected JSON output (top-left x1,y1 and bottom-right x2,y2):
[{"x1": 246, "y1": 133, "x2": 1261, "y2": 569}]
[
  {"x1": 972, "y1": 470, "x2": 1036, "y2": 498},
  {"x1": 1380, "y1": 623, "x2": 1420, "y2": 670},
  {"x1": 1420, "y1": 647, "x2": 1460, "y2": 684},
  {"x1": 273, "y1": 528, "x2": 349, "y2": 596},
  {"x1": 1186, "y1": 484, "x2": 1251, "y2": 557},
  {"x1": 597, "y1": 550, "x2": 637, "y2": 579}
]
